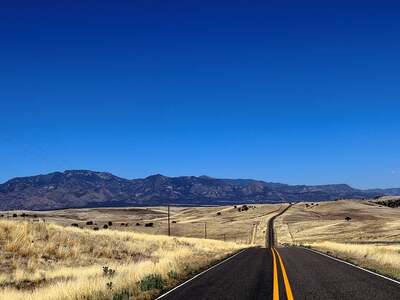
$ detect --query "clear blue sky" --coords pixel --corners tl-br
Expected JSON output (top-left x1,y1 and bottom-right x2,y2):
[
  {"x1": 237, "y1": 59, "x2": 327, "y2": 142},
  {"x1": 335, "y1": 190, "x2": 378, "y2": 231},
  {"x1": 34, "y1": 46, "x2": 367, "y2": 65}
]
[{"x1": 1, "y1": 1, "x2": 399, "y2": 188}]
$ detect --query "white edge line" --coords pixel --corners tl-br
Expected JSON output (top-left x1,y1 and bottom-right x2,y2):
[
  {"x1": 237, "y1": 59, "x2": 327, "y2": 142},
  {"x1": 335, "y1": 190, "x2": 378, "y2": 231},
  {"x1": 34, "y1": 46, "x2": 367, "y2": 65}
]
[
  {"x1": 301, "y1": 246, "x2": 400, "y2": 286},
  {"x1": 155, "y1": 248, "x2": 249, "y2": 299}
]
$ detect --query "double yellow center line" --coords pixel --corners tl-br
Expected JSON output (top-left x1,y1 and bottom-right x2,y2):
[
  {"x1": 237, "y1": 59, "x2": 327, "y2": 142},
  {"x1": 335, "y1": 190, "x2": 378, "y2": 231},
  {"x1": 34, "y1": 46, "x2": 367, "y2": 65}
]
[{"x1": 271, "y1": 247, "x2": 294, "y2": 300}]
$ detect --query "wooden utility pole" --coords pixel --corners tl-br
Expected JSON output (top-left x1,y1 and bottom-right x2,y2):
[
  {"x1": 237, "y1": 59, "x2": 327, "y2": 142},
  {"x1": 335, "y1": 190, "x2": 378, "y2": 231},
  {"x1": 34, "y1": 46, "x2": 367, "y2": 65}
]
[
  {"x1": 167, "y1": 205, "x2": 171, "y2": 236},
  {"x1": 204, "y1": 222, "x2": 207, "y2": 239},
  {"x1": 250, "y1": 224, "x2": 257, "y2": 244}
]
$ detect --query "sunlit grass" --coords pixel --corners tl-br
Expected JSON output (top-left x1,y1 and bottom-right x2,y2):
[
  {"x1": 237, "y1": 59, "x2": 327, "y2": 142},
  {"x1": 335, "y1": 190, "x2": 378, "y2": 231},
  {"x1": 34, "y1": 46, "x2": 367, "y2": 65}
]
[{"x1": 0, "y1": 220, "x2": 244, "y2": 300}]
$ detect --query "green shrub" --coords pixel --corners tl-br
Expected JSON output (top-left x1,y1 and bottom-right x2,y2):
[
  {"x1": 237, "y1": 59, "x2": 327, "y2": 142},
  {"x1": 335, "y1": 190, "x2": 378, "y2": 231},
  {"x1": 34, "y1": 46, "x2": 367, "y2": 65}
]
[
  {"x1": 167, "y1": 270, "x2": 178, "y2": 279},
  {"x1": 112, "y1": 289, "x2": 132, "y2": 300},
  {"x1": 138, "y1": 274, "x2": 165, "y2": 291}
]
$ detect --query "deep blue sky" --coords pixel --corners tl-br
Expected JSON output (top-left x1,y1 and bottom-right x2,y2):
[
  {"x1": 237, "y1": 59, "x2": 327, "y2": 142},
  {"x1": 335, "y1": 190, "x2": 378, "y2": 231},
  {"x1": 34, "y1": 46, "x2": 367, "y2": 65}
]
[{"x1": 1, "y1": 1, "x2": 400, "y2": 188}]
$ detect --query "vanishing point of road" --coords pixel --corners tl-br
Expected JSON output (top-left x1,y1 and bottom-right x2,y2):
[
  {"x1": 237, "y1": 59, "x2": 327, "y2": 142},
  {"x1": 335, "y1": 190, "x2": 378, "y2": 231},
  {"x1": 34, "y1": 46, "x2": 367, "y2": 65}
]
[{"x1": 157, "y1": 205, "x2": 400, "y2": 300}]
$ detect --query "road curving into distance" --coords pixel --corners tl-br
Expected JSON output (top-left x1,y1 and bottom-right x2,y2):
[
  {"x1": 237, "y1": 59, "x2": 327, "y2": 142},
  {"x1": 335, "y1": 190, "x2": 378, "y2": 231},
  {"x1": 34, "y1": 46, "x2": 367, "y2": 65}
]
[{"x1": 157, "y1": 204, "x2": 400, "y2": 300}]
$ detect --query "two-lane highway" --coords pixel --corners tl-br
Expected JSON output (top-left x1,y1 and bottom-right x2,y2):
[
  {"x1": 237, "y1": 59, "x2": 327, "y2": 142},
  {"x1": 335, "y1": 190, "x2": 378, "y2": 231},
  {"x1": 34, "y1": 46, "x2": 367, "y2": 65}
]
[{"x1": 157, "y1": 204, "x2": 400, "y2": 300}]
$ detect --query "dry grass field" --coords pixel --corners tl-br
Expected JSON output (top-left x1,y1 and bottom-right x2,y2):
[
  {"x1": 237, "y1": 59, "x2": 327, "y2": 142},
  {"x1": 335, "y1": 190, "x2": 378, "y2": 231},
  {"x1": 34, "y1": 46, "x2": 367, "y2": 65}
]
[
  {"x1": 3, "y1": 203, "x2": 284, "y2": 246},
  {"x1": 274, "y1": 199, "x2": 400, "y2": 279},
  {"x1": 0, "y1": 203, "x2": 286, "y2": 300},
  {"x1": 0, "y1": 219, "x2": 244, "y2": 300}
]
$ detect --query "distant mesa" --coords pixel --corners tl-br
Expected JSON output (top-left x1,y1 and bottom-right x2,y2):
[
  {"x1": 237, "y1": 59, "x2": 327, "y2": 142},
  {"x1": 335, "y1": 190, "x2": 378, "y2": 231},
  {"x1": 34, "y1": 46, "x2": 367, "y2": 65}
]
[{"x1": 0, "y1": 169, "x2": 398, "y2": 210}]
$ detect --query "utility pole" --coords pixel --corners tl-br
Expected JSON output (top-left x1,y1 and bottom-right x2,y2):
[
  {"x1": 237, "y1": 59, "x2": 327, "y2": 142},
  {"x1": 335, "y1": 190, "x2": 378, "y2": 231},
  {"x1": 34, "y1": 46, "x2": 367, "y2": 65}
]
[
  {"x1": 204, "y1": 222, "x2": 207, "y2": 239},
  {"x1": 167, "y1": 205, "x2": 171, "y2": 236},
  {"x1": 250, "y1": 224, "x2": 256, "y2": 244},
  {"x1": 254, "y1": 223, "x2": 258, "y2": 244}
]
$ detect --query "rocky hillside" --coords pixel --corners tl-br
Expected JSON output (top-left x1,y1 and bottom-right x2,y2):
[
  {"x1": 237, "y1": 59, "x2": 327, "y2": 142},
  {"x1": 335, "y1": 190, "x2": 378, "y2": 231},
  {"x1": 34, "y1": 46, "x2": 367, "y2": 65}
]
[{"x1": 0, "y1": 170, "x2": 392, "y2": 210}]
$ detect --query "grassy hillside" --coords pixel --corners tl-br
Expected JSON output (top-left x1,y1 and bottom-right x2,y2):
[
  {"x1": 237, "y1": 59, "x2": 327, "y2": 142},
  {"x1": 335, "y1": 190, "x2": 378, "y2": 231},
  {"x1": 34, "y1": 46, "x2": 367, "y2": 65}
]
[{"x1": 0, "y1": 220, "x2": 244, "y2": 300}]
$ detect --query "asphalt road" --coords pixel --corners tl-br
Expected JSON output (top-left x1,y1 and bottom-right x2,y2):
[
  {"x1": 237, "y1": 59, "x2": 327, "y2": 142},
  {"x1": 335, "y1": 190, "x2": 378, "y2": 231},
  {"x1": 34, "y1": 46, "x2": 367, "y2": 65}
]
[{"x1": 158, "y1": 205, "x2": 400, "y2": 300}]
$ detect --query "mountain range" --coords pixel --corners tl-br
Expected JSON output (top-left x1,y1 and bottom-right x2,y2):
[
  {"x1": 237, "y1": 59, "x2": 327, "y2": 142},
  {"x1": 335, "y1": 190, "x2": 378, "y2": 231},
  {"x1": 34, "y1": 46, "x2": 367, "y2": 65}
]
[{"x1": 0, "y1": 170, "x2": 399, "y2": 210}]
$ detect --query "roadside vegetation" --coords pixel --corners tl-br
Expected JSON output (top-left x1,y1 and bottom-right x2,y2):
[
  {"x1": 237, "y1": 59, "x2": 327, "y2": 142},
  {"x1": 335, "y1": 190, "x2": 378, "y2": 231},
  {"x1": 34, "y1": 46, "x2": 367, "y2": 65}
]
[
  {"x1": 274, "y1": 200, "x2": 400, "y2": 280},
  {"x1": 0, "y1": 219, "x2": 244, "y2": 300},
  {"x1": 306, "y1": 241, "x2": 400, "y2": 280}
]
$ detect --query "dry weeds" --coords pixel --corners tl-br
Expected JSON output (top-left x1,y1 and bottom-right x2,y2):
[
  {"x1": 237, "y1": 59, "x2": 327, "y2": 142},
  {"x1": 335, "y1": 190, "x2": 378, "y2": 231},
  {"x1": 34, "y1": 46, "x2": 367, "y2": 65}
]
[{"x1": 0, "y1": 219, "x2": 244, "y2": 300}]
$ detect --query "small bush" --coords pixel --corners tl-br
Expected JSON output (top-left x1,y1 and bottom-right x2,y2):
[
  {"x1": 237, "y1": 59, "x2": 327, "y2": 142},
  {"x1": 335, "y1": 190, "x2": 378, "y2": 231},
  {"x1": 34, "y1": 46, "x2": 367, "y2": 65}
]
[
  {"x1": 108, "y1": 221, "x2": 113, "y2": 226},
  {"x1": 136, "y1": 223, "x2": 141, "y2": 226},
  {"x1": 86, "y1": 221, "x2": 93, "y2": 225},
  {"x1": 167, "y1": 270, "x2": 178, "y2": 279},
  {"x1": 120, "y1": 223, "x2": 125, "y2": 226},
  {"x1": 93, "y1": 227, "x2": 99, "y2": 231},
  {"x1": 145, "y1": 222, "x2": 154, "y2": 227},
  {"x1": 172, "y1": 220, "x2": 177, "y2": 224},
  {"x1": 13, "y1": 214, "x2": 17, "y2": 218},
  {"x1": 103, "y1": 266, "x2": 116, "y2": 278},
  {"x1": 103, "y1": 224, "x2": 109, "y2": 229},
  {"x1": 112, "y1": 289, "x2": 132, "y2": 300},
  {"x1": 71, "y1": 223, "x2": 79, "y2": 227},
  {"x1": 345, "y1": 216, "x2": 352, "y2": 222},
  {"x1": 217, "y1": 212, "x2": 221, "y2": 216},
  {"x1": 138, "y1": 274, "x2": 165, "y2": 291}
]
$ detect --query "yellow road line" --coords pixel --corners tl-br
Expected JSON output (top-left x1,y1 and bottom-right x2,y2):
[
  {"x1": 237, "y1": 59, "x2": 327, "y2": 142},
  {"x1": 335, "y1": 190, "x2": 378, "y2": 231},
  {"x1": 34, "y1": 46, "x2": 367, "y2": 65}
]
[
  {"x1": 271, "y1": 247, "x2": 279, "y2": 300},
  {"x1": 274, "y1": 248, "x2": 295, "y2": 300}
]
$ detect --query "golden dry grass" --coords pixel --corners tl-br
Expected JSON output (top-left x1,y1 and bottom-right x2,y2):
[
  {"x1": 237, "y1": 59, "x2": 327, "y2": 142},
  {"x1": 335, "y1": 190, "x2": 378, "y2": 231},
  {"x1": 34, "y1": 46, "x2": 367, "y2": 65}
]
[
  {"x1": 0, "y1": 219, "x2": 244, "y2": 300},
  {"x1": 274, "y1": 200, "x2": 400, "y2": 279}
]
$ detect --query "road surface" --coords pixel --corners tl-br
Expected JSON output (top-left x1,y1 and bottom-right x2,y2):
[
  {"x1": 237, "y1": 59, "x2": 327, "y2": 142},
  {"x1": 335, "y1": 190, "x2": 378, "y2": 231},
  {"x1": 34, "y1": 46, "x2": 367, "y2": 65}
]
[{"x1": 158, "y1": 205, "x2": 400, "y2": 300}]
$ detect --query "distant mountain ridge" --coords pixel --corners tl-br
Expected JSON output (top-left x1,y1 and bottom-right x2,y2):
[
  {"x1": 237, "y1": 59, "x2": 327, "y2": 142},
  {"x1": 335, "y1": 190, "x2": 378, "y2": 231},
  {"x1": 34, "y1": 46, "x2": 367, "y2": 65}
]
[{"x1": 0, "y1": 170, "x2": 397, "y2": 210}]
